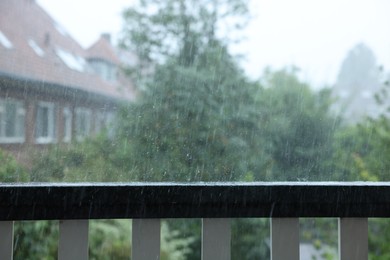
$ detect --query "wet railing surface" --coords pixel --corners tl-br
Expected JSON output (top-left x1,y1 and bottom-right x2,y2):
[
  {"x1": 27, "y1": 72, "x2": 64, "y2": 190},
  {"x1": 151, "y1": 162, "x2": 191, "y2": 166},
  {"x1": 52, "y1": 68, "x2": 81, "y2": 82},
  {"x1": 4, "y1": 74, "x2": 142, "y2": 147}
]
[
  {"x1": 1, "y1": 182, "x2": 388, "y2": 259},
  {"x1": 1, "y1": 182, "x2": 390, "y2": 220}
]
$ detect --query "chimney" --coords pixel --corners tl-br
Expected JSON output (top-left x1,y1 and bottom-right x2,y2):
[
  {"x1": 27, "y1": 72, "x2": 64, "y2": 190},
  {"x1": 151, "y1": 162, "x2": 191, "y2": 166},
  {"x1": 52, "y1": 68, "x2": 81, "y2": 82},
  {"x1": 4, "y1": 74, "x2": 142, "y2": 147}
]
[
  {"x1": 101, "y1": 33, "x2": 111, "y2": 44},
  {"x1": 44, "y1": 32, "x2": 50, "y2": 47}
]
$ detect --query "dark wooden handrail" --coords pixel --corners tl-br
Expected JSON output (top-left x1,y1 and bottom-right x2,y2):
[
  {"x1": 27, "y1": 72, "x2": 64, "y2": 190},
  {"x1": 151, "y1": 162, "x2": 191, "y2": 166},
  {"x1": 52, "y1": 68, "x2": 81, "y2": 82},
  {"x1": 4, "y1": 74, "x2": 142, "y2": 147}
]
[{"x1": 1, "y1": 182, "x2": 390, "y2": 220}]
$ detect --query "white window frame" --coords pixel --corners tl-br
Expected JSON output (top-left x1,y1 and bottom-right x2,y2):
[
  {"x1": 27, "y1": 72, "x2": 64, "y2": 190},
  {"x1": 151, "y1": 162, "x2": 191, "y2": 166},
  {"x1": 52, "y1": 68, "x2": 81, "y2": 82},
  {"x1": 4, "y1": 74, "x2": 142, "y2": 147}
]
[
  {"x1": 35, "y1": 101, "x2": 57, "y2": 144},
  {"x1": 0, "y1": 98, "x2": 25, "y2": 143},
  {"x1": 63, "y1": 107, "x2": 72, "y2": 143},
  {"x1": 75, "y1": 108, "x2": 91, "y2": 141}
]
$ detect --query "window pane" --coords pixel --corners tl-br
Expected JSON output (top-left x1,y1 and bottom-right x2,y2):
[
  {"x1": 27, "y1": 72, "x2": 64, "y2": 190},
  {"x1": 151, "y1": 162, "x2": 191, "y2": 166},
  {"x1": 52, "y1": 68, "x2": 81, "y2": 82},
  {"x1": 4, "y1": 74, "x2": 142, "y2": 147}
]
[
  {"x1": 35, "y1": 103, "x2": 56, "y2": 143},
  {"x1": 16, "y1": 110, "x2": 25, "y2": 138},
  {"x1": 63, "y1": 107, "x2": 72, "y2": 142},
  {"x1": 5, "y1": 102, "x2": 16, "y2": 137},
  {"x1": 75, "y1": 108, "x2": 91, "y2": 141},
  {"x1": 36, "y1": 106, "x2": 49, "y2": 138}
]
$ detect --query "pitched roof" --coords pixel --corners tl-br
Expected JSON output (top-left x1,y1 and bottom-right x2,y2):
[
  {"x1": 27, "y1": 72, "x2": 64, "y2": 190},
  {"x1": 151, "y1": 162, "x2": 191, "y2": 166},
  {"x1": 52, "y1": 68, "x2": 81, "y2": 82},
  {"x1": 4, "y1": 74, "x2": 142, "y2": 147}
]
[
  {"x1": 87, "y1": 35, "x2": 121, "y2": 65},
  {"x1": 0, "y1": 0, "x2": 135, "y2": 101}
]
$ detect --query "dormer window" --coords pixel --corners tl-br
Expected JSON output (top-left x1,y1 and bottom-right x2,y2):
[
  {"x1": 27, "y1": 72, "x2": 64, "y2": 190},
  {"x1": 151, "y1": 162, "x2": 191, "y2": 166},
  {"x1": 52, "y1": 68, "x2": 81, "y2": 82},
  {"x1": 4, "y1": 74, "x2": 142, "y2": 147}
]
[
  {"x1": 0, "y1": 31, "x2": 13, "y2": 49},
  {"x1": 56, "y1": 47, "x2": 86, "y2": 72},
  {"x1": 54, "y1": 22, "x2": 68, "y2": 37},
  {"x1": 85, "y1": 34, "x2": 120, "y2": 82},
  {"x1": 88, "y1": 59, "x2": 117, "y2": 82},
  {"x1": 28, "y1": 39, "x2": 44, "y2": 56}
]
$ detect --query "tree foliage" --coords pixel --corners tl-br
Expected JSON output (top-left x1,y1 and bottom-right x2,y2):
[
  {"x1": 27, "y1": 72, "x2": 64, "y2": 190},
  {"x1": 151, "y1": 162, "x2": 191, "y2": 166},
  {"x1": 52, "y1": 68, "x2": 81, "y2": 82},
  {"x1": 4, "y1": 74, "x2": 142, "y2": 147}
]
[
  {"x1": 30, "y1": 136, "x2": 130, "y2": 182},
  {"x1": 256, "y1": 69, "x2": 337, "y2": 181},
  {"x1": 0, "y1": 148, "x2": 28, "y2": 182},
  {"x1": 14, "y1": 221, "x2": 58, "y2": 260},
  {"x1": 330, "y1": 80, "x2": 390, "y2": 181},
  {"x1": 115, "y1": 43, "x2": 265, "y2": 181},
  {"x1": 121, "y1": 0, "x2": 249, "y2": 67}
]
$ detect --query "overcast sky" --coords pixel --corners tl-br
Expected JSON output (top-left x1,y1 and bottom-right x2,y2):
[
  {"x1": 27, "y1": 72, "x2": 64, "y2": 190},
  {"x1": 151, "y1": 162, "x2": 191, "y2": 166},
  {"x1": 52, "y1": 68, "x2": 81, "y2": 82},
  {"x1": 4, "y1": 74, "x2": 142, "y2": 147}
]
[{"x1": 38, "y1": 0, "x2": 390, "y2": 88}]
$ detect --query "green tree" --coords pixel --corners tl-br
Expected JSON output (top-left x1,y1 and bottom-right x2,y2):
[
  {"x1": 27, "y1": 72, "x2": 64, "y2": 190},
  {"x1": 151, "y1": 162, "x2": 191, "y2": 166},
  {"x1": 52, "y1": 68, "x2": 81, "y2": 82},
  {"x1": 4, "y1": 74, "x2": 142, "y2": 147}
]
[
  {"x1": 369, "y1": 218, "x2": 390, "y2": 260},
  {"x1": 257, "y1": 69, "x2": 337, "y2": 181},
  {"x1": 89, "y1": 220, "x2": 131, "y2": 259},
  {"x1": 30, "y1": 135, "x2": 130, "y2": 182},
  {"x1": 330, "y1": 80, "x2": 390, "y2": 181},
  {"x1": 14, "y1": 221, "x2": 58, "y2": 260},
  {"x1": 114, "y1": 43, "x2": 264, "y2": 182},
  {"x1": 121, "y1": 0, "x2": 249, "y2": 68},
  {"x1": 231, "y1": 218, "x2": 270, "y2": 259},
  {"x1": 329, "y1": 124, "x2": 381, "y2": 181},
  {"x1": 0, "y1": 148, "x2": 28, "y2": 182}
]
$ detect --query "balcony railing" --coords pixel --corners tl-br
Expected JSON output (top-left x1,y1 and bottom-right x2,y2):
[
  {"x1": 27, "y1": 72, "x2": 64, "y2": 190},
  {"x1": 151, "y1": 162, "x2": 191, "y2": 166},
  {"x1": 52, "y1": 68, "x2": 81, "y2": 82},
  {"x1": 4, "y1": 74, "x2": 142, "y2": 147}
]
[{"x1": 1, "y1": 182, "x2": 390, "y2": 259}]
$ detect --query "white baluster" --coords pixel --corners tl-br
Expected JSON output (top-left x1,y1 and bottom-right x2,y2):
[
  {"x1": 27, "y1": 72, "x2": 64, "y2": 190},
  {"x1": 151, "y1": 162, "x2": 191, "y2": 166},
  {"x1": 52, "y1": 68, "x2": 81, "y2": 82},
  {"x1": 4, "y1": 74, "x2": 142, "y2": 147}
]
[
  {"x1": 132, "y1": 219, "x2": 160, "y2": 260},
  {"x1": 202, "y1": 218, "x2": 231, "y2": 260},
  {"x1": 59, "y1": 220, "x2": 89, "y2": 260},
  {"x1": 271, "y1": 218, "x2": 299, "y2": 260},
  {"x1": 0, "y1": 221, "x2": 13, "y2": 260},
  {"x1": 339, "y1": 218, "x2": 368, "y2": 260}
]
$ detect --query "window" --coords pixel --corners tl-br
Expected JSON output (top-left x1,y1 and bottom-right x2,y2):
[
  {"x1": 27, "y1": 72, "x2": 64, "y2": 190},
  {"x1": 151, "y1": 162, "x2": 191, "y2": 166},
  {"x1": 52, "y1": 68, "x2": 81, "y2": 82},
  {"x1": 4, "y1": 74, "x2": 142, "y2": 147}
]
[
  {"x1": 89, "y1": 60, "x2": 117, "y2": 82},
  {"x1": 54, "y1": 22, "x2": 69, "y2": 37},
  {"x1": 56, "y1": 48, "x2": 86, "y2": 72},
  {"x1": 0, "y1": 98, "x2": 25, "y2": 143},
  {"x1": 63, "y1": 107, "x2": 72, "y2": 142},
  {"x1": 94, "y1": 111, "x2": 116, "y2": 137},
  {"x1": 0, "y1": 30, "x2": 13, "y2": 49},
  {"x1": 75, "y1": 108, "x2": 91, "y2": 141},
  {"x1": 35, "y1": 102, "x2": 56, "y2": 143},
  {"x1": 28, "y1": 39, "x2": 44, "y2": 57}
]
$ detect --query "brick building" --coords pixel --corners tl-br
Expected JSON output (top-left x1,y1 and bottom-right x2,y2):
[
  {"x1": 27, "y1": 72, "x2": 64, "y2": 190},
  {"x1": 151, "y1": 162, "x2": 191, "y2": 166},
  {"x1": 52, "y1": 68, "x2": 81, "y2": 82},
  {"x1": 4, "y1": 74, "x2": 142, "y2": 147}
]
[{"x1": 0, "y1": 0, "x2": 136, "y2": 163}]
